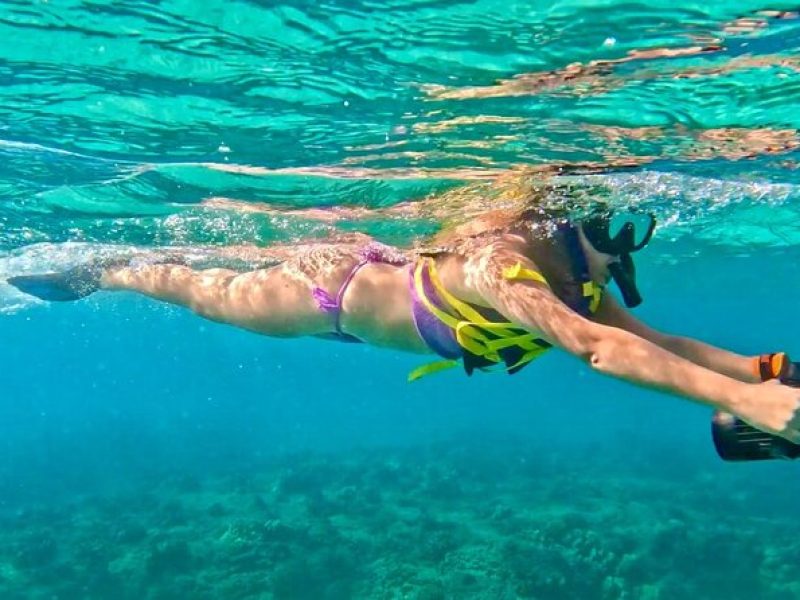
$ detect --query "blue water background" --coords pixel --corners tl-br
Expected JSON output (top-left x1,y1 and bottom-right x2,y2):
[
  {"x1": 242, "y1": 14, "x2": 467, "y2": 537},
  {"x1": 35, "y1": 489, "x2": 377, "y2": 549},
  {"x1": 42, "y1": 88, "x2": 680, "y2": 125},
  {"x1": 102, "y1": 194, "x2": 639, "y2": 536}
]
[{"x1": 4, "y1": 0, "x2": 800, "y2": 596}]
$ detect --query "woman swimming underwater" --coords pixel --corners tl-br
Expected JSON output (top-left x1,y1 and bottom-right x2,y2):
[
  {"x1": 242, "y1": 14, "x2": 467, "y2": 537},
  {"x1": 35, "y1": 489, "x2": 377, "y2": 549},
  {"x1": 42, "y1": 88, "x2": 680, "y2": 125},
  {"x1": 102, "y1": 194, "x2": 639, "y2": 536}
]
[{"x1": 8, "y1": 183, "x2": 800, "y2": 462}]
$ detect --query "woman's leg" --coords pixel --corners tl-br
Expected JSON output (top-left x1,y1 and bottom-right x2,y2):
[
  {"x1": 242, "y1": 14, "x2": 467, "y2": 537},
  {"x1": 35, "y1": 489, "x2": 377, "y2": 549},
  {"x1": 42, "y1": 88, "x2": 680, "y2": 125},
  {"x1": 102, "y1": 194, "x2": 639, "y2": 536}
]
[
  {"x1": 8, "y1": 241, "x2": 377, "y2": 337},
  {"x1": 101, "y1": 261, "x2": 336, "y2": 337}
]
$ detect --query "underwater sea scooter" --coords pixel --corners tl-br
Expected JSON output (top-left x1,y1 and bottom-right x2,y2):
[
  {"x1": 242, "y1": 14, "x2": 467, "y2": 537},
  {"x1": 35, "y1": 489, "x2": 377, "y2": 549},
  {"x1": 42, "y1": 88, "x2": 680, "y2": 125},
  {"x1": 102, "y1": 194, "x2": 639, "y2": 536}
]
[{"x1": 712, "y1": 353, "x2": 800, "y2": 461}]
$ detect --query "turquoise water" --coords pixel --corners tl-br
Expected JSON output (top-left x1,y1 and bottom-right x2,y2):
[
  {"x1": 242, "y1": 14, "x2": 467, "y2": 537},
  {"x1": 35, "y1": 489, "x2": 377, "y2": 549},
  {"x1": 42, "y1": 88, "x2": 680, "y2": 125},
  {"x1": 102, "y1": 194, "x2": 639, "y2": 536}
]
[{"x1": 3, "y1": 1, "x2": 800, "y2": 598}]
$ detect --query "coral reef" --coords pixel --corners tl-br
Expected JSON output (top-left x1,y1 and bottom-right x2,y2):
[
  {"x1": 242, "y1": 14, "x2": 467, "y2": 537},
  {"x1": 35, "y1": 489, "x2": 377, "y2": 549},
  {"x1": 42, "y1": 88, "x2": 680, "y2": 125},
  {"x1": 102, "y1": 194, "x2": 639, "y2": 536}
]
[{"x1": 0, "y1": 438, "x2": 798, "y2": 599}]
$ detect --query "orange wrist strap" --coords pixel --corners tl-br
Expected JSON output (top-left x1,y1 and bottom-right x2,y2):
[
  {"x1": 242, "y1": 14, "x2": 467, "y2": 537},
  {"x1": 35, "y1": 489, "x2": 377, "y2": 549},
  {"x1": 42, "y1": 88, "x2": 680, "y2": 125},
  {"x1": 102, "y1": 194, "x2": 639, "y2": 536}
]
[{"x1": 753, "y1": 353, "x2": 787, "y2": 381}]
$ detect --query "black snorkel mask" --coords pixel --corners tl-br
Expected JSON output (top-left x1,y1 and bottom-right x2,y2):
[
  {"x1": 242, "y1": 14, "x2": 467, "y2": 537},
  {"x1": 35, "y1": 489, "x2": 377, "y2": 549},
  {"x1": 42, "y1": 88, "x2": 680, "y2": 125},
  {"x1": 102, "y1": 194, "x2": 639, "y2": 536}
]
[{"x1": 580, "y1": 212, "x2": 655, "y2": 308}]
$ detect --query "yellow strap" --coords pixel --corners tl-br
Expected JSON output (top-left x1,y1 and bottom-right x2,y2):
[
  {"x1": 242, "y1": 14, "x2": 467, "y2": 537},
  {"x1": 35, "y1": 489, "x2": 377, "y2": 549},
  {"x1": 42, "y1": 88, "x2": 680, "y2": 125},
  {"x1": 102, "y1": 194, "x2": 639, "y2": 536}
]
[
  {"x1": 423, "y1": 259, "x2": 499, "y2": 326},
  {"x1": 479, "y1": 332, "x2": 542, "y2": 352},
  {"x1": 415, "y1": 258, "x2": 554, "y2": 357},
  {"x1": 413, "y1": 261, "x2": 498, "y2": 357},
  {"x1": 422, "y1": 259, "x2": 526, "y2": 341},
  {"x1": 413, "y1": 260, "x2": 461, "y2": 329},
  {"x1": 454, "y1": 325, "x2": 496, "y2": 358},
  {"x1": 502, "y1": 262, "x2": 549, "y2": 286},
  {"x1": 408, "y1": 359, "x2": 459, "y2": 382},
  {"x1": 409, "y1": 258, "x2": 554, "y2": 379},
  {"x1": 583, "y1": 281, "x2": 603, "y2": 313},
  {"x1": 414, "y1": 261, "x2": 505, "y2": 352}
]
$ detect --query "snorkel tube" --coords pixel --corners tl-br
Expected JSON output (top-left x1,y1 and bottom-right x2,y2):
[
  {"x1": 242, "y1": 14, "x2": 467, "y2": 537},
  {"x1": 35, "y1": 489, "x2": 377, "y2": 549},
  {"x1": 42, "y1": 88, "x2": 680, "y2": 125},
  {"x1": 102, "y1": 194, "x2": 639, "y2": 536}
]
[{"x1": 581, "y1": 212, "x2": 656, "y2": 307}]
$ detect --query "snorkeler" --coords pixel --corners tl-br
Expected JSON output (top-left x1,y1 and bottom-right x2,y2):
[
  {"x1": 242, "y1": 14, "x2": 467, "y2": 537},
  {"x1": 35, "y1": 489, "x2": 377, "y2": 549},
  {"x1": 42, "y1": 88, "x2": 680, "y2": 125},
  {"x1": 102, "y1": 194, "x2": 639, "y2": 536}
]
[{"x1": 8, "y1": 200, "x2": 800, "y2": 462}]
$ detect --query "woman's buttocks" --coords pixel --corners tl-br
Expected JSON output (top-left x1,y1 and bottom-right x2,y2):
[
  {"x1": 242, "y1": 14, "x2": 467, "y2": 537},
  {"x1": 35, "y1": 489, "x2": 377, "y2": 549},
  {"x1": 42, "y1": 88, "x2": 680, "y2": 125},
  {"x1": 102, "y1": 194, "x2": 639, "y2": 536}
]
[{"x1": 341, "y1": 263, "x2": 430, "y2": 353}]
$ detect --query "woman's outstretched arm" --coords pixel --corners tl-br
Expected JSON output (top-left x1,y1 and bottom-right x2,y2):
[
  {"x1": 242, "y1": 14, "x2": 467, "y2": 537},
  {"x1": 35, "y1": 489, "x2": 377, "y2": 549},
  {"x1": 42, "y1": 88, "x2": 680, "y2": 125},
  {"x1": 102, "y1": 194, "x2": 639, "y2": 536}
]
[
  {"x1": 592, "y1": 294, "x2": 761, "y2": 383},
  {"x1": 463, "y1": 239, "x2": 800, "y2": 442}
]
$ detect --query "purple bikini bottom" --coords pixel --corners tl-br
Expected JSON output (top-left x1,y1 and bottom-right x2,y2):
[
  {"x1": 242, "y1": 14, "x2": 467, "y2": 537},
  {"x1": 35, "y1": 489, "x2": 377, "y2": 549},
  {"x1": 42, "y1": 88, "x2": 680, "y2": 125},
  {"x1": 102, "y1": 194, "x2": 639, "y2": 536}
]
[
  {"x1": 312, "y1": 245, "x2": 462, "y2": 359},
  {"x1": 312, "y1": 243, "x2": 408, "y2": 343}
]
